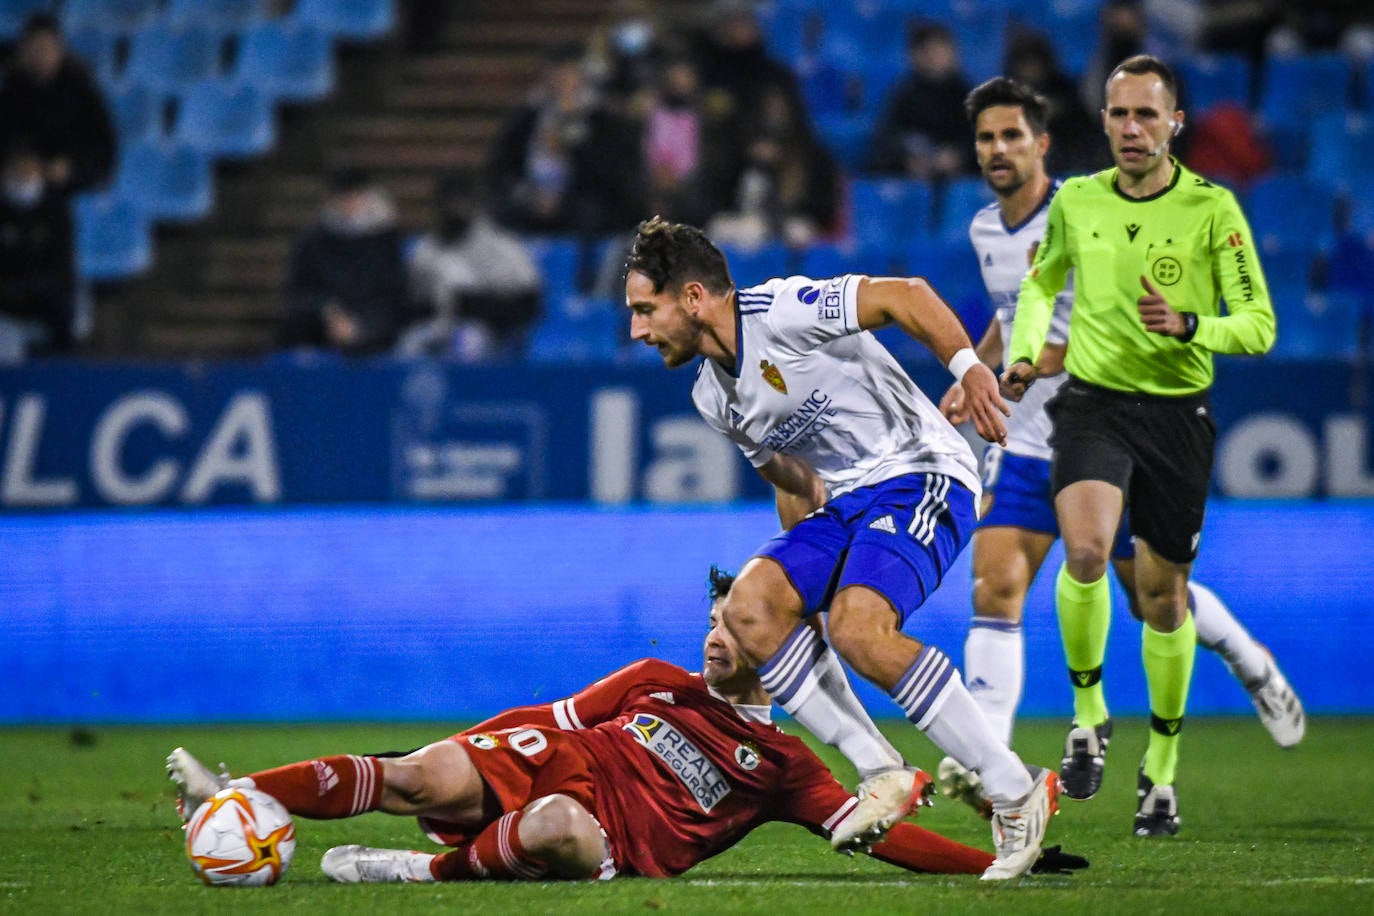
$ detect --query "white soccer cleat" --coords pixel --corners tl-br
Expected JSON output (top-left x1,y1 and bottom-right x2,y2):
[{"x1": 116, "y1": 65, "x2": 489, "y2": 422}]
[
  {"x1": 166, "y1": 746, "x2": 229, "y2": 823},
  {"x1": 936, "y1": 756, "x2": 992, "y2": 820},
  {"x1": 1248, "y1": 659, "x2": 1305, "y2": 748},
  {"x1": 830, "y1": 766, "x2": 934, "y2": 852},
  {"x1": 321, "y1": 845, "x2": 436, "y2": 883},
  {"x1": 981, "y1": 768, "x2": 1060, "y2": 881}
]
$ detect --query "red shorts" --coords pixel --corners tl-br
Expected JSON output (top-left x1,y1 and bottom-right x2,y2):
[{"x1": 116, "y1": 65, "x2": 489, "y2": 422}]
[{"x1": 418, "y1": 726, "x2": 599, "y2": 847}]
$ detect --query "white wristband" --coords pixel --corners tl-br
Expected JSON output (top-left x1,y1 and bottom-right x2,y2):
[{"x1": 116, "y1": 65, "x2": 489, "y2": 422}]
[{"x1": 947, "y1": 347, "x2": 981, "y2": 382}]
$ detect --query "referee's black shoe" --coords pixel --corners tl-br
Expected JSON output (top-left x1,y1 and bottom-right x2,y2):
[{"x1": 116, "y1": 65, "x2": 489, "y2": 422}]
[
  {"x1": 1134, "y1": 766, "x2": 1180, "y2": 837},
  {"x1": 1059, "y1": 718, "x2": 1112, "y2": 800}
]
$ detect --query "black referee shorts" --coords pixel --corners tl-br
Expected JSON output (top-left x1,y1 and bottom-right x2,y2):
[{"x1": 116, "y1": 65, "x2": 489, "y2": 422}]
[{"x1": 1046, "y1": 377, "x2": 1216, "y2": 564}]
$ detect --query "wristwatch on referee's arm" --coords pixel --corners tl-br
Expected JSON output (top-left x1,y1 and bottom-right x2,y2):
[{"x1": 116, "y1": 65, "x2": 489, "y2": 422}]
[{"x1": 1178, "y1": 311, "x2": 1199, "y2": 343}]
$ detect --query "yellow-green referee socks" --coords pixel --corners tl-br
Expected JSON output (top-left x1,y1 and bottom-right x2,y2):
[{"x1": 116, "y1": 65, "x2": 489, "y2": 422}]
[
  {"x1": 1142, "y1": 611, "x2": 1197, "y2": 786},
  {"x1": 1055, "y1": 564, "x2": 1111, "y2": 728}
]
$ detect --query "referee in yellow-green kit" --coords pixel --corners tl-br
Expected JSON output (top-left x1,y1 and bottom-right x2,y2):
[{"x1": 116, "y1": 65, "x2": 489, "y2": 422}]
[{"x1": 1000, "y1": 54, "x2": 1276, "y2": 838}]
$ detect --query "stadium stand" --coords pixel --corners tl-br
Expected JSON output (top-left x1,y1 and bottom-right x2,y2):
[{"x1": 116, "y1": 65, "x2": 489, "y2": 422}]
[{"x1": 20, "y1": 0, "x2": 1364, "y2": 362}]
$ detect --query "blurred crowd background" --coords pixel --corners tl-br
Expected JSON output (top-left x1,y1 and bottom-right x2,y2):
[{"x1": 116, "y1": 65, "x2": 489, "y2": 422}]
[{"x1": 1, "y1": 0, "x2": 1371, "y2": 366}]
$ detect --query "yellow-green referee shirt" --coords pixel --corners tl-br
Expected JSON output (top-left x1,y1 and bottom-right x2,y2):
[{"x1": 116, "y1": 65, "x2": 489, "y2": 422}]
[{"x1": 1008, "y1": 160, "x2": 1277, "y2": 396}]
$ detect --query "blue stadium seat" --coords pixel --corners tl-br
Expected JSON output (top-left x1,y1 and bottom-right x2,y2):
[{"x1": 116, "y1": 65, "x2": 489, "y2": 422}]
[
  {"x1": 65, "y1": 25, "x2": 121, "y2": 86},
  {"x1": 124, "y1": 24, "x2": 228, "y2": 94},
  {"x1": 798, "y1": 58, "x2": 853, "y2": 116},
  {"x1": 719, "y1": 242, "x2": 793, "y2": 288},
  {"x1": 850, "y1": 177, "x2": 934, "y2": 250},
  {"x1": 75, "y1": 192, "x2": 153, "y2": 280},
  {"x1": 813, "y1": 112, "x2": 876, "y2": 173},
  {"x1": 233, "y1": 21, "x2": 335, "y2": 103},
  {"x1": 1245, "y1": 175, "x2": 1337, "y2": 255},
  {"x1": 0, "y1": 0, "x2": 52, "y2": 42},
  {"x1": 527, "y1": 301, "x2": 621, "y2": 364},
  {"x1": 1270, "y1": 289, "x2": 1362, "y2": 360},
  {"x1": 524, "y1": 236, "x2": 581, "y2": 307},
  {"x1": 799, "y1": 240, "x2": 895, "y2": 280},
  {"x1": 1177, "y1": 53, "x2": 1252, "y2": 113},
  {"x1": 935, "y1": 176, "x2": 996, "y2": 243},
  {"x1": 1259, "y1": 54, "x2": 1352, "y2": 172},
  {"x1": 1037, "y1": 0, "x2": 1098, "y2": 78},
  {"x1": 1259, "y1": 53, "x2": 1352, "y2": 125},
  {"x1": 291, "y1": 0, "x2": 394, "y2": 42},
  {"x1": 898, "y1": 236, "x2": 989, "y2": 332},
  {"x1": 173, "y1": 81, "x2": 275, "y2": 159},
  {"x1": 62, "y1": 0, "x2": 160, "y2": 33},
  {"x1": 860, "y1": 59, "x2": 907, "y2": 114},
  {"x1": 108, "y1": 83, "x2": 164, "y2": 143},
  {"x1": 116, "y1": 138, "x2": 215, "y2": 223},
  {"x1": 1342, "y1": 172, "x2": 1374, "y2": 240},
  {"x1": 1306, "y1": 112, "x2": 1370, "y2": 192},
  {"x1": 166, "y1": 0, "x2": 267, "y2": 30}
]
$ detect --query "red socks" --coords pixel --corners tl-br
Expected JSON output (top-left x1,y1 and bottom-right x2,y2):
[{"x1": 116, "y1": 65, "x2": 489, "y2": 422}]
[
  {"x1": 430, "y1": 810, "x2": 550, "y2": 881},
  {"x1": 247, "y1": 754, "x2": 383, "y2": 819}
]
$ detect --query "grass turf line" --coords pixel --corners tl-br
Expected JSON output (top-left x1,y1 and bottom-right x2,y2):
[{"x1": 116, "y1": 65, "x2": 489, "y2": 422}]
[{"x1": 2, "y1": 718, "x2": 1369, "y2": 915}]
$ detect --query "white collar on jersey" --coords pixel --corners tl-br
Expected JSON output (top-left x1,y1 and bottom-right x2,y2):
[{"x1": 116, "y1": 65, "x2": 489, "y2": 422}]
[{"x1": 707, "y1": 686, "x2": 773, "y2": 724}]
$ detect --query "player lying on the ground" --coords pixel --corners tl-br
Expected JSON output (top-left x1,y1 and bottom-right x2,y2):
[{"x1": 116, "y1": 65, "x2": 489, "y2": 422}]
[{"x1": 169, "y1": 567, "x2": 1079, "y2": 883}]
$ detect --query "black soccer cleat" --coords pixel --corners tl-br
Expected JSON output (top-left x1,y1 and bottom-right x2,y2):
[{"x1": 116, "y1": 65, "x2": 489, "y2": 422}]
[
  {"x1": 1133, "y1": 766, "x2": 1180, "y2": 837},
  {"x1": 1059, "y1": 718, "x2": 1112, "y2": 800}
]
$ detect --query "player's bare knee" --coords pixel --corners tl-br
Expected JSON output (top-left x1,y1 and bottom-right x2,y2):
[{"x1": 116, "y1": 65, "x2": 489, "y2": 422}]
[
  {"x1": 1136, "y1": 587, "x2": 1187, "y2": 631},
  {"x1": 382, "y1": 741, "x2": 481, "y2": 814},
  {"x1": 971, "y1": 576, "x2": 1025, "y2": 622},
  {"x1": 381, "y1": 756, "x2": 432, "y2": 808},
  {"x1": 1062, "y1": 541, "x2": 1110, "y2": 583},
  {"x1": 827, "y1": 593, "x2": 899, "y2": 669},
  {"x1": 520, "y1": 794, "x2": 604, "y2": 876},
  {"x1": 721, "y1": 589, "x2": 790, "y2": 662}
]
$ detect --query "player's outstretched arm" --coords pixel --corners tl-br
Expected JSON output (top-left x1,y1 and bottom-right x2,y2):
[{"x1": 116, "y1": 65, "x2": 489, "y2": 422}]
[
  {"x1": 940, "y1": 321, "x2": 1002, "y2": 425},
  {"x1": 759, "y1": 453, "x2": 828, "y2": 529},
  {"x1": 855, "y1": 276, "x2": 1009, "y2": 444}
]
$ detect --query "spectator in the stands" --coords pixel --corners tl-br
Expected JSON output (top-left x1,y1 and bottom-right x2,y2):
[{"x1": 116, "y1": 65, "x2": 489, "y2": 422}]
[
  {"x1": 637, "y1": 51, "x2": 733, "y2": 226},
  {"x1": 0, "y1": 13, "x2": 116, "y2": 197},
  {"x1": 488, "y1": 43, "x2": 638, "y2": 235},
  {"x1": 708, "y1": 82, "x2": 841, "y2": 248},
  {"x1": 695, "y1": 0, "x2": 805, "y2": 127},
  {"x1": 0, "y1": 139, "x2": 76, "y2": 358},
  {"x1": 281, "y1": 169, "x2": 407, "y2": 357},
  {"x1": 691, "y1": 0, "x2": 810, "y2": 206},
  {"x1": 1081, "y1": 0, "x2": 1162, "y2": 110},
  {"x1": 590, "y1": 0, "x2": 668, "y2": 118},
  {"x1": 1003, "y1": 29, "x2": 1108, "y2": 175},
  {"x1": 867, "y1": 21, "x2": 977, "y2": 180},
  {"x1": 401, "y1": 171, "x2": 543, "y2": 363}
]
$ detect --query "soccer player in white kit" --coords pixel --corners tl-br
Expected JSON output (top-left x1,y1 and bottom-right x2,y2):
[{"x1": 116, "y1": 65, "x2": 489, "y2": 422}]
[
  {"x1": 624, "y1": 216, "x2": 1059, "y2": 880},
  {"x1": 935, "y1": 77, "x2": 1304, "y2": 817}
]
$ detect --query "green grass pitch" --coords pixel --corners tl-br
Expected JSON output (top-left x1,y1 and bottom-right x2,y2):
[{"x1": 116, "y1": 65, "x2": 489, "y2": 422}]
[{"x1": 3, "y1": 718, "x2": 1370, "y2": 915}]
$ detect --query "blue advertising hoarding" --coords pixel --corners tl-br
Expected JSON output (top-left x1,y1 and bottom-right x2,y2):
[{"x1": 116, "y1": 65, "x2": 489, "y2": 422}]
[{"x1": 0, "y1": 358, "x2": 1369, "y2": 509}]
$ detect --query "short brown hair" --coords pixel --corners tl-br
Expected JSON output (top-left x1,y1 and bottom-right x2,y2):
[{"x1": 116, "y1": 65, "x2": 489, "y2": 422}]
[
  {"x1": 1107, "y1": 54, "x2": 1179, "y2": 106},
  {"x1": 625, "y1": 216, "x2": 733, "y2": 296},
  {"x1": 964, "y1": 76, "x2": 1050, "y2": 134}
]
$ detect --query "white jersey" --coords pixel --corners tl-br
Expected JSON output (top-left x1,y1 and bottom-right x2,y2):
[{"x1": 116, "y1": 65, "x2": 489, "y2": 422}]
[
  {"x1": 968, "y1": 183, "x2": 1074, "y2": 461},
  {"x1": 692, "y1": 274, "x2": 980, "y2": 500}
]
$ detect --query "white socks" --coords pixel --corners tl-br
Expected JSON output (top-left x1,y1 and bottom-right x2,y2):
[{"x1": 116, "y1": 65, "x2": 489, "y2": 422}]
[
  {"x1": 963, "y1": 617, "x2": 1024, "y2": 746},
  {"x1": 1189, "y1": 580, "x2": 1270, "y2": 687}
]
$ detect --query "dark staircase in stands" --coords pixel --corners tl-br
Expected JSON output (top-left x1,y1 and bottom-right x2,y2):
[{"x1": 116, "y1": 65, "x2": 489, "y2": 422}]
[{"x1": 92, "y1": 0, "x2": 614, "y2": 359}]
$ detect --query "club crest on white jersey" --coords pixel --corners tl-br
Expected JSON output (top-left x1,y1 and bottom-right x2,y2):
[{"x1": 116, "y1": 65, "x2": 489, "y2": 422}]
[{"x1": 692, "y1": 274, "x2": 979, "y2": 499}]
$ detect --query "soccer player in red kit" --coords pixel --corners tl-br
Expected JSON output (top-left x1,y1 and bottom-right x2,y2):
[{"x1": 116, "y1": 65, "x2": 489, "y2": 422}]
[{"x1": 169, "y1": 568, "x2": 1075, "y2": 883}]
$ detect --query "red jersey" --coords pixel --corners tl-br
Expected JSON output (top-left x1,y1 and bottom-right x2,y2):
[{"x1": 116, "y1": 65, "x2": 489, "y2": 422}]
[{"x1": 459, "y1": 659, "x2": 991, "y2": 878}]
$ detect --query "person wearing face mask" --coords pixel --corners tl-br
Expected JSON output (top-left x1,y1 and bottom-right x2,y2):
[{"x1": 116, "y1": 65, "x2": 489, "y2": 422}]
[
  {"x1": 0, "y1": 139, "x2": 76, "y2": 358},
  {"x1": 401, "y1": 171, "x2": 543, "y2": 362},
  {"x1": 0, "y1": 13, "x2": 116, "y2": 196},
  {"x1": 280, "y1": 169, "x2": 408, "y2": 357}
]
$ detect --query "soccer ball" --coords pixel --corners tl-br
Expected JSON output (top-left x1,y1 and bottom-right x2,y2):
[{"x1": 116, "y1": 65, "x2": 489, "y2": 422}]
[{"x1": 185, "y1": 787, "x2": 296, "y2": 886}]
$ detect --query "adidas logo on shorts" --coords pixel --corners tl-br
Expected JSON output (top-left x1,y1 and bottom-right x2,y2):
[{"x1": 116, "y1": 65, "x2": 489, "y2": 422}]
[{"x1": 868, "y1": 515, "x2": 897, "y2": 534}]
